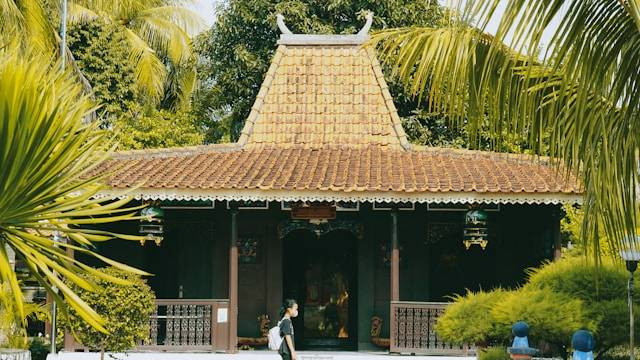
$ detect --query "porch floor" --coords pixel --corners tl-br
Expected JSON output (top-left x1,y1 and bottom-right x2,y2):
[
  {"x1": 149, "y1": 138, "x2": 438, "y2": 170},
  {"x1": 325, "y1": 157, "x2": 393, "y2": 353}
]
[{"x1": 47, "y1": 350, "x2": 476, "y2": 360}]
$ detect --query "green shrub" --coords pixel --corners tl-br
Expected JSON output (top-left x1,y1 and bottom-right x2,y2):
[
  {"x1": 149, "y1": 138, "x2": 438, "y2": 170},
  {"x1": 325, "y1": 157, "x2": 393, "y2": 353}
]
[
  {"x1": 435, "y1": 289, "x2": 507, "y2": 346},
  {"x1": 59, "y1": 267, "x2": 155, "y2": 359},
  {"x1": 524, "y1": 257, "x2": 640, "y2": 356},
  {"x1": 588, "y1": 300, "x2": 640, "y2": 353},
  {"x1": 478, "y1": 346, "x2": 510, "y2": 360},
  {"x1": 436, "y1": 256, "x2": 638, "y2": 358},
  {"x1": 491, "y1": 287, "x2": 595, "y2": 352},
  {"x1": 525, "y1": 257, "x2": 629, "y2": 302}
]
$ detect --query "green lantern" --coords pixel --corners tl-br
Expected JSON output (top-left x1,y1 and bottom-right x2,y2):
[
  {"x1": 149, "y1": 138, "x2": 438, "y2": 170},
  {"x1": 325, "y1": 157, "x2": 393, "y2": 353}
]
[
  {"x1": 141, "y1": 206, "x2": 164, "y2": 222},
  {"x1": 140, "y1": 206, "x2": 164, "y2": 245},
  {"x1": 463, "y1": 209, "x2": 489, "y2": 250}
]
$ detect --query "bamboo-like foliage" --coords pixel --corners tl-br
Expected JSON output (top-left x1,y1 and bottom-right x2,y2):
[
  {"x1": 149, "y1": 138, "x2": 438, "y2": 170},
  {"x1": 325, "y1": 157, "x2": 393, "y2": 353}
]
[
  {"x1": 0, "y1": 48, "x2": 150, "y2": 332},
  {"x1": 369, "y1": 0, "x2": 640, "y2": 260}
]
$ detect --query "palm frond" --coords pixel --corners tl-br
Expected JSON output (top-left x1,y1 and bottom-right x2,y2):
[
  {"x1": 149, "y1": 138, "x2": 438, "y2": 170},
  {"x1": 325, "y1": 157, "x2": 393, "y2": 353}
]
[
  {"x1": 370, "y1": 0, "x2": 640, "y2": 258},
  {"x1": 123, "y1": 28, "x2": 167, "y2": 100},
  {"x1": 0, "y1": 0, "x2": 57, "y2": 54},
  {"x1": 0, "y1": 47, "x2": 149, "y2": 331},
  {"x1": 131, "y1": 12, "x2": 192, "y2": 64},
  {"x1": 67, "y1": 3, "x2": 101, "y2": 24},
  {"x1": 139, "y1": 5, "x2": 205, "y2": 36}
]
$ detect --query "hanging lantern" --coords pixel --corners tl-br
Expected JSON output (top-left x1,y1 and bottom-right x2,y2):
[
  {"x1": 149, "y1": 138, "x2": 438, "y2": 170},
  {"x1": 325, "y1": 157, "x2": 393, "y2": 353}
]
[
  {"x1": 463, "y1": 209, "x2": 489, "y2": 250},
  {"x1": 139, "y1": 206, "x2": 164, "y2": 245}
]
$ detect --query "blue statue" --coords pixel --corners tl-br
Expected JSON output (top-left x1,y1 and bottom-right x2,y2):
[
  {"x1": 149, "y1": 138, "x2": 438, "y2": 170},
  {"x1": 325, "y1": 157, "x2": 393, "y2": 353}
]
[
  {"x1": 507, "y1": 322, "x2": 539, "y2": 359},
  {"x1": 572, "y1": 330, "x2": 594, "y2": 360}
]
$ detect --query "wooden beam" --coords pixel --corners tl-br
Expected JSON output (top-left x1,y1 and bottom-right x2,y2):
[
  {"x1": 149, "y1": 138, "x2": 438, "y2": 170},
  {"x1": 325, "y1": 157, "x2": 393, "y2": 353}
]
[
  {"x1": 228, "y1": 209, "x2": 239, "y2": 353},
  {"x1": 390, "y1": 210, "x2": 399, "y2": 302}
]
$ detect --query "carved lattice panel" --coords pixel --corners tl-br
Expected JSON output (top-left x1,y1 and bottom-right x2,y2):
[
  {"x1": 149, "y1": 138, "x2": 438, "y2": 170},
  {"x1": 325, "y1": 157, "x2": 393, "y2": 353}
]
[{"x1": 391, "y1": 302, "x2": 470, "y2": 355}]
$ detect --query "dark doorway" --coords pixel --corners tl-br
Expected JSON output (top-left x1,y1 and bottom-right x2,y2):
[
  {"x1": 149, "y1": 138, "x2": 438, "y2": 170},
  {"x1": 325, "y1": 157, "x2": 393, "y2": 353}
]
[{"x1": 283, "y1": 229, "x2": 358, "y2": 350}]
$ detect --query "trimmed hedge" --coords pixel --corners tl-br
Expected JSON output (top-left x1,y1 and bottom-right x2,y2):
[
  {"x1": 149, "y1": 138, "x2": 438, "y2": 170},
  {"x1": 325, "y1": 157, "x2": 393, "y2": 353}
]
[{"x1": 436, "y1": 256, "x2": 640, "y2": 358}]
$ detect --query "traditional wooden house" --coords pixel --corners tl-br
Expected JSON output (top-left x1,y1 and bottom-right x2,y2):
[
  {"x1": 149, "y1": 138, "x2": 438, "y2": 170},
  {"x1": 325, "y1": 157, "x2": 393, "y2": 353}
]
[{"x1": 74, "y1": 14, "x2": 581, "y2": 355}]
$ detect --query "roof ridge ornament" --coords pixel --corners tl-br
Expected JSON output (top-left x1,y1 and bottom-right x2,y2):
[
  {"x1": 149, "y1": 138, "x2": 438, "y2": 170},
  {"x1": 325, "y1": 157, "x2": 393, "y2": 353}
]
[
  {"x1": 276, "y1": 12, "x2": 374, "y2": 45},
  {"x1": 357, "y1": 12, "x2": 373, "y2": 36},
  {"x1": 276, "y1": 14, "x2": 293, "y2": 35}
]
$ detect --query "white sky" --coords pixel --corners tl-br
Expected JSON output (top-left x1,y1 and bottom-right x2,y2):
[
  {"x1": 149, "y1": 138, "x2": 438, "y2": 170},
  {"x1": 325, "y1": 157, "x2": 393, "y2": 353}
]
[{"x1": 188, "y1": 0, "x2": 218, "y2": 28}]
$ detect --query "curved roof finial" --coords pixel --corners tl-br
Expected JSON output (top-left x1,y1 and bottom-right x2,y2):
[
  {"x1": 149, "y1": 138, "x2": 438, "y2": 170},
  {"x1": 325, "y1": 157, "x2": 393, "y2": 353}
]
[
  {"x1": 357, "y1": 12, "x2": 374, "y2": 35},
  {"x1": 276, "y1": 14, "x2": 293, "y2": 34}
]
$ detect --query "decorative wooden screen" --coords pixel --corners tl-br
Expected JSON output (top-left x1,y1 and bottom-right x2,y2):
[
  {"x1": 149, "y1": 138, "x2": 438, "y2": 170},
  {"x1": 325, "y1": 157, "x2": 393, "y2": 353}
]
[
  {"x1": 140, "y1": 299, "x2": 230, "y2": 351},
  {"x1": 390, "y1": 301, "x2": 470, "y2": 355}
]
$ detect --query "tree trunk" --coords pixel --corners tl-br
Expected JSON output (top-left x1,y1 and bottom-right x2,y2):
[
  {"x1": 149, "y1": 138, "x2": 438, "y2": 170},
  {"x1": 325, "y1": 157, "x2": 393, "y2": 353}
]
[{"x1": 0, "y1": 349, "x2": 31, "y2": 360}]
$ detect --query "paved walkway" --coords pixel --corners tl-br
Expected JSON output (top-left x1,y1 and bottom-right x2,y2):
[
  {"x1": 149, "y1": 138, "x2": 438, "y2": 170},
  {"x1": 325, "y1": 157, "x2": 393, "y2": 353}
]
[{"x1": 48, "y1": 351, "x2": 475, "y2": 360}]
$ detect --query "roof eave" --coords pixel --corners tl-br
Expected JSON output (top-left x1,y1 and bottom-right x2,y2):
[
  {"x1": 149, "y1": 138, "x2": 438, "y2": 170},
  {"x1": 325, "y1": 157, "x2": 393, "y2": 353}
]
[{"x1": 97, "y1": 188, "x2": 583, "y2": 205}]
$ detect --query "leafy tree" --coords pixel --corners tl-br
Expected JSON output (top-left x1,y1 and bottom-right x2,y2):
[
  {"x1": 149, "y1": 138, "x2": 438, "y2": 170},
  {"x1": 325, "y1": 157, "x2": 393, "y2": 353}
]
[
  {"x1": 369, "y1": 1, "x2": 640, "y2": 256},
  {"x1": 114, "y1": 106, "x2": 205, "y2": 150},
  {"x1": 401, "y1": 110, "x2": 539, "y2": 153},
  {"x1": 193, "y1": 0, "x2": 445, "y2": 142},
  {"x1": 67, "y1": 19, "x2": 205, "y2": 147},
  {"x1": 67, "y1": 21, "x2": 138, "y2": 124},
  {"x1": 0, "y1": 47, "x2": 149, "y2": 331},
  {"x1": 59, "y1": 267, "x2": 155, "y2": 360}
]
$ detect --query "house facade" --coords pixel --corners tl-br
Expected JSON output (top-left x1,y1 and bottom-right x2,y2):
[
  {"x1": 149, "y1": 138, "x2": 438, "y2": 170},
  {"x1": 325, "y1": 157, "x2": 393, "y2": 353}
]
[{"x1": 71, "y1": 14, "x2": 581, "y2": 354}]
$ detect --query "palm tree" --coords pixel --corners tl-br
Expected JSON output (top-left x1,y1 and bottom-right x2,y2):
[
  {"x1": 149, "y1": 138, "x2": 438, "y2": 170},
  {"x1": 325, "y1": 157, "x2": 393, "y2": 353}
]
[
  {"x1": 369, "y1": 0, "x2": 640, "y2": 258},
  {"x1": 0, "y1": 0, "x2": 203, "y2": 107},
  {"x1": 68, "y1": 0, "x2": 204, "y2": 106},
  {"x1": 0, "y1": 1, "x2": 54, "y2": 51},
  {"x1": 0, "y1": 47, "x2": 150, "y2": 332}
]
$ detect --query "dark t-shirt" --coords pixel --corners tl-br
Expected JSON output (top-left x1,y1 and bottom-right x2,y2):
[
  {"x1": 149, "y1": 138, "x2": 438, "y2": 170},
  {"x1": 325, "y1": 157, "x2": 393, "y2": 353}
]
[{"x1": 279, "y1": 317, "x2": 295, "y2": 354}]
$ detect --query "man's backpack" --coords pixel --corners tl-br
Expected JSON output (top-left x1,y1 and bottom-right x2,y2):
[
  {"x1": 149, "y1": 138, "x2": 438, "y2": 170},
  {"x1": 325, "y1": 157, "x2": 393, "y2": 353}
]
[{"x1": 267, "y1": 319, "x2": 284, "y2": 351}]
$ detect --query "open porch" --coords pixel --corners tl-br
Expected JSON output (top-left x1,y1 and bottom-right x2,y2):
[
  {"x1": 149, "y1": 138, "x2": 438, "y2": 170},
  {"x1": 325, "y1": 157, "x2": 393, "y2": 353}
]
[{"x1": 65, "y1": 200, "x2": 563, "y2": 355}]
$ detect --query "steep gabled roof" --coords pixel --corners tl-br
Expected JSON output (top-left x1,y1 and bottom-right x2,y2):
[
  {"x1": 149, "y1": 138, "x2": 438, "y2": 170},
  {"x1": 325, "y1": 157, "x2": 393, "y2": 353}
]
[
  {"x1": 95, "y1": 14, "x2": 581, "y2": 205},
  {"x1": 237, "y1": 44, "x2": 411, "y2": 150}
]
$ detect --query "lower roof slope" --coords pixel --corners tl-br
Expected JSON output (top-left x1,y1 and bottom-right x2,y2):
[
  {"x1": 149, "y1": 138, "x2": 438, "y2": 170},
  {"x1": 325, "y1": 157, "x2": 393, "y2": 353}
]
[{"x1": 97, "y1": 144, "x2": 581, "y2": 204}]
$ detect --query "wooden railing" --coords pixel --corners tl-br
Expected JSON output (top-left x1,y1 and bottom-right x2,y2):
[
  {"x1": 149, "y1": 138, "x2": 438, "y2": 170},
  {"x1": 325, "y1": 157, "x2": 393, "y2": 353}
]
[
  {"x1": 390, "y1": 301, "x2": 471, "y2": 355},
  {"x1": 64, "y1": 299, "x2": 231, "y2": 352},
  {"x1": 139, "y1": 299, "x2": 230, "y2": 351}
]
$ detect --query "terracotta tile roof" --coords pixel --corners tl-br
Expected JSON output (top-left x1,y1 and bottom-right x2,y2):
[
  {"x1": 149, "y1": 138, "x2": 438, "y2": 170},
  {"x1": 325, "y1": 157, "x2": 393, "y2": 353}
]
[
  {"x1": 97, "y1": 19, "x2": 582, "y2": 204},
  {"x1": 237, "y1": 45, "x2": 410, "y2": 149},
  {"x1": 97, "y1": 145, "x2": 580, "y2": 204}
]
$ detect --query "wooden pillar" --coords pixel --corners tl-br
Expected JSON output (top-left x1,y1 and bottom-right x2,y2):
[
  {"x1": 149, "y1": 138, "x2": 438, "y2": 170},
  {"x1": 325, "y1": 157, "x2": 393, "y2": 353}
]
[
  {"x1": 228, "y1": 209, "x2": 238, "y2": 353},
  {"x1": 266, "y1": 223, "x2": 283, "y2": 326},
  {"x1": 390, "y1": 210, "x2": 399, "y2": 302}
]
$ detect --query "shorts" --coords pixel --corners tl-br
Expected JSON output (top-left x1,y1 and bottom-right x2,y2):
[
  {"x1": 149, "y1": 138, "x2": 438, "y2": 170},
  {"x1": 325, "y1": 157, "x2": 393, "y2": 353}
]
[{"x1": 280, "y1": 353, "x2": 292, "y2": 360}]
